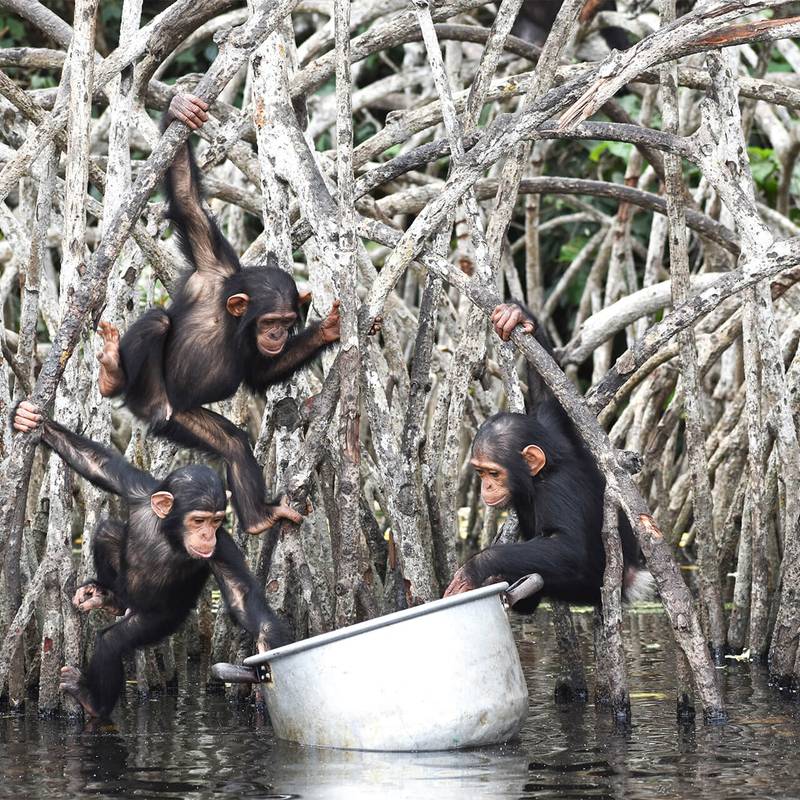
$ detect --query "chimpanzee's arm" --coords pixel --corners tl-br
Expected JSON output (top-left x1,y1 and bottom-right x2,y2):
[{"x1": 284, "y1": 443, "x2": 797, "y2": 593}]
[
  {"x1": 41, "y1": 417, "x2": 157, "y2": 501},
  {"x1": 162, "y1": 96, "x2": 240, "y2": 279},
  {"x1": 210, "y1": 530, "x2": 293, "y2": 649},
  {"x1": 245, "y1": 325, "x2": 334, "y2": 391},
  {"x1": 446, "y1": 535, "x2": 600, "y2": 609},
  {"x1": 492, "y1": 301, "x2": 560, "y2": 412}
]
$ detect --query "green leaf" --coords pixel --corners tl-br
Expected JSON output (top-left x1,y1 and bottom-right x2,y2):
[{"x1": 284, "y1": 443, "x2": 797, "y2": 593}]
[
  {"x1": 588, "y1": 141, "x2": 608, "y2": 162},
  {"x1": 606, "y1": 141, "x2": 632, "y2": 160},
  {"x1": 558, "y1": 234, "x2": 588, "y2": 263},
  {"x1": 750, "y1": 160, "x2": 775, "y2": 185},
  {"x1": 6, "y1": 16, "x2": 25, "y2": 40},
  {"x1": 101, "y1": 4, "x2": 122, "y2": 24}
]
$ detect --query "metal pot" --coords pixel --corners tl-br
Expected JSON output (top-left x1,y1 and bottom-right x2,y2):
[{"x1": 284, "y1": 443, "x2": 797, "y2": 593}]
[{"x1": 213, "y1": 578, "x2": 541, "y2": 752}]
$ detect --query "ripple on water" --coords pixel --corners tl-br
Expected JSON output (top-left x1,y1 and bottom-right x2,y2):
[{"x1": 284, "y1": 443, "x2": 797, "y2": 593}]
[{"x1": 1, "y1": 610, "x2": 799, "y2": 800}]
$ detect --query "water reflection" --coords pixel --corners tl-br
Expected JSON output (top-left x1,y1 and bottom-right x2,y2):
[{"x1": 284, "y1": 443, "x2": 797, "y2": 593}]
[
  {"x1": 1, "y1": 610, "x2": 799, "y2": 800},
  {"x1": 270, "y1": 743, "x2": 530, "y2": 800}
]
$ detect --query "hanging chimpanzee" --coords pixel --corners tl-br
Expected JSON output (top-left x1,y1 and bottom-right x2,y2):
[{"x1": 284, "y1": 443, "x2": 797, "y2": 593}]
[
  {"x1": 96, "y1": 92, "x2": 340, "y2": 535},
  {"x1": 444, "y1": 304, "x2": 651, "y2": 612},
  {"x1": 13, "y1": 400, "x2": 291, "y2": 719}
]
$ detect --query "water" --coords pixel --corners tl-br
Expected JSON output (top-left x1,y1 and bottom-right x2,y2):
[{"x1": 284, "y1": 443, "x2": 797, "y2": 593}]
[{"x1": 1, "y1": 609, "x2": 799, "y2": 800}]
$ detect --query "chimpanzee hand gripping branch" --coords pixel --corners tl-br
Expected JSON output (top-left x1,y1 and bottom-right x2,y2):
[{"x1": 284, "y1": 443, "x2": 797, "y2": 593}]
[
  {"x1": 96, "y1": 93, "x2": 341, "y2": 536},
  {"x1": 445, "y1": 303, "x2": 652, "y2": 612},
  {"x1": 12, "y1": 401, "x2": 291, "y2": 720}
]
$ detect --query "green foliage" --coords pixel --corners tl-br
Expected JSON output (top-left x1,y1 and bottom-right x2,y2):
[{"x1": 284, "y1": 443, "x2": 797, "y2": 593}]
[
  {"x1": 30, "y1": 74, "x2": 58, "y2": 90},
  {"x1": 100, "y1": 3, "x2": 122, "y2": 27},
  {"x1": 558, "y1": 234, "x2": 589, "y2": 263},
  {"x1": 747, "y1": 146, "x2": 779, "y2": 191},
  {"x1": 615, "y1": 93, "x2": 641, "y2": 117},
  {"x1": 588, "y1": 140, "x2": 633, "y2": 163},
  {"x1": 316, "y1": 132, "x2": 332, "y2": 152},
  {"x1": 767, "y1": 50, "x2": 794, "y2": 73},
  {"x1": 356, "y1": 121, "x2": 377, "y2": 144},
  {"x1": 0, "y1": 15, "x2": 26, "y2": 45}
]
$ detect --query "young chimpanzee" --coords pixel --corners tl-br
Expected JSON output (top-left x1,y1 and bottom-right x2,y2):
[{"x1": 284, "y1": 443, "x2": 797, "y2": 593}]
[
  {"x1": 444, "y1": 304, "x2": 651, "y2": 612},
  {"x1": 13, "y1": 400, "x2": 291, "y2": 719},
  {"x1": 96, "y1": 92, "x2": 340, "y2": 535}
]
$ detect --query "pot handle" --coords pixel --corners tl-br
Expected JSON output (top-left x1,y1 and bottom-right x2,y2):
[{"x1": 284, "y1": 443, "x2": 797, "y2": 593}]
[
  {"x1": 211, "y1": 662, "x2": 260, "y2": 684},
  {"x1": 505, "y1": 573, "x2": 544, "y2": 607}
]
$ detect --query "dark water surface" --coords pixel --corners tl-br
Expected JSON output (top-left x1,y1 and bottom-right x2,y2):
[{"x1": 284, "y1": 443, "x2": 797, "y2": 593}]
[{"x1": 2, "y1": 609, "x2": 799, "y2": 800}]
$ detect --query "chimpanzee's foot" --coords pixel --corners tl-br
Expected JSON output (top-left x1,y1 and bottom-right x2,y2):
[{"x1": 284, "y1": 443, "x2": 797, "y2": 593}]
[
  {"x1": 97, "y1": 321, "x2": 125, "y2": 397},
  {"x1": 72, "y1": 582, "x2": 125, "y2": 616},
  {"x1": 60, "y1": 666, "x2": 100, "y2": 717},
  {"x1": 245, "y1": 499, "x2": 304, "y2": 535},
  {"x1": 245, "y1": 516, "x2": 277, "y2": 536}
]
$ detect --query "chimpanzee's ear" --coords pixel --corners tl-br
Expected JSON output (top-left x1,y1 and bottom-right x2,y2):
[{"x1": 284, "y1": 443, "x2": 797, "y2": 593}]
[
  {"x1": 298, "y1": 290, "x2": 312, "y2": 306},
  {"x1": 521, "y1": 445, "x2": 546, "y2": 476},
  {"x1": 150, "y1": 491, "x2": 175, "y2": 519},
  {"x1": 226, "y1": 293, "x2": 250, "y2": 317}
]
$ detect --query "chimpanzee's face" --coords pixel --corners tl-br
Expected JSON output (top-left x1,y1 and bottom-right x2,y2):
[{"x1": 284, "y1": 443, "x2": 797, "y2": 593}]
[
  {"x1": 255, "y1": 310, "x2": 297, "y2": 357},
  {"x1": 471, "y1": 456, "x2": 512, "y2": 508},
  {"x1": 182, "y1": 510, "x2": 226, "y2": 559}
]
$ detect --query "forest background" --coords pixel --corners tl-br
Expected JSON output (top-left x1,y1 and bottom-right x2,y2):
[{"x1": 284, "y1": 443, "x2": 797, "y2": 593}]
[{"x1": 0, "y1": 0, "x2": 799, "y2": 721}]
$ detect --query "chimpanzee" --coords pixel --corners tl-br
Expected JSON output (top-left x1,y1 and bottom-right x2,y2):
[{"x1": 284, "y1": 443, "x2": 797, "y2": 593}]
[
  {"x1": 96, "y1": 92, "x2": 340, "y2": 535},
  {"x1": 513, "y1": 0, "x2": 631, "y2": 52},
  {"x1": 13, "y1": 400, "x2": 291, "y2": 719},
  {"x1": 444, "y1": 304, "x2": 651, "y2": 612}
]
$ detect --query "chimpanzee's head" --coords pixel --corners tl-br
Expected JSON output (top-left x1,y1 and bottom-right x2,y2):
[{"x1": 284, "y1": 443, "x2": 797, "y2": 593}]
[
  {"x1": 150, "y1": 465, "x2": 228, "y2": 559},
  {"x1": 471, "y1": 413, "x2": 549, "y2": 509},
  {"x1": 226, "y1": 261, "x2": 307, "y2": 358}
]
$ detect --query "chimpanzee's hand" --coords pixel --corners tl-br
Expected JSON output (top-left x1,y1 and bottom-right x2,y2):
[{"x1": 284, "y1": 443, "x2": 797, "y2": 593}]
[
  {"x1": 491, "y1": 303, "x2": 535, "y2": 342},
  {"x1": 320, "y1": 300, "x2": 341, "y2": 344},
  {"x1": 13, "y1": 400, "x2": 43, "y2": 434},
  {"x1": 169, "y1": 93, "x2": 209, "y2": 130},
  {"x1": 443, "y1": 567, "x2": 476, "y2": 597}
]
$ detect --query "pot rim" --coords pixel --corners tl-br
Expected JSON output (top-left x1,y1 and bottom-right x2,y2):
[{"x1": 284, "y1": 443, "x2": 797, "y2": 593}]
[{"x1": 243, "y1": 582, "x2": 509, "y2": 666}]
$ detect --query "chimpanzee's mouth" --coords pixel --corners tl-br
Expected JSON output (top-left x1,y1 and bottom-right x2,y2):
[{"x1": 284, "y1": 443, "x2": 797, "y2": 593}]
[
  {"x1": 260, "y1": 343, "x2": 285, "y2": 356},
  {"x1": 189, "y1": 545, "x2": 215, "y2": 559},
  {"x1": 483, "y1": 496, "x2": 508, "y2": 508}
]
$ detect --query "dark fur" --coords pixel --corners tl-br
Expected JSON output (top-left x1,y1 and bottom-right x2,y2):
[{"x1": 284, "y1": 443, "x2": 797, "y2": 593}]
[
  {"x1": 40, "y1": 418, "x2": 290, "y2": 718},
  {"x1": 513, "y1": 0, "x2": 631, "y2": 52},
  {"x1": 459, "y1": 305, "x2": 643, "y2": 614},
  {"x1": 109, "y1": 110, "x2": 334, "y2": 532}
]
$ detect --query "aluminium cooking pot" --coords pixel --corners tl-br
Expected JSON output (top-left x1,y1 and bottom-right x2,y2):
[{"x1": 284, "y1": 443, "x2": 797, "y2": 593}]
[{"x1": 213, "y1": 577, "x2": 541, "y2": 751}]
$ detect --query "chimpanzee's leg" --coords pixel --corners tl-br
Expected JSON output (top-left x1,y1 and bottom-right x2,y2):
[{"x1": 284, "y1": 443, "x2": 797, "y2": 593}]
[
  {"x1": 61, "y1": 609, "x2": 185, "y2": 718},
  {"x1": 73, "y1": 519, "x2": 126, "y2": 615},
  {"x1": 116, "y1": 308, "x2": 173, "y2": 423},
  {"x1": 158, "y1": 408, "x2": 280, "y2": 535}
]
